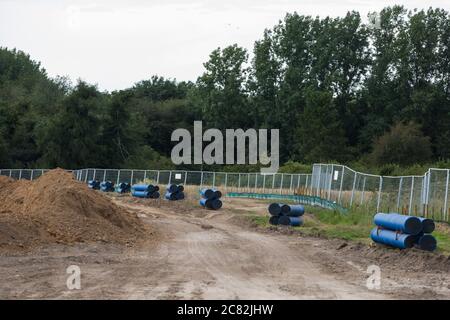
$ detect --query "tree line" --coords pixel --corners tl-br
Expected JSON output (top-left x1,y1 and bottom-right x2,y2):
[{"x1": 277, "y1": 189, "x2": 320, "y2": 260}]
[{"x1": 1, "y1": 6, "x2": 450, "y2": 174}]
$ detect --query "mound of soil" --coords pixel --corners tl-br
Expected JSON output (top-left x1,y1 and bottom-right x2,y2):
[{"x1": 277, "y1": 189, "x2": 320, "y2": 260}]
[{"x1": 0, "y1": 169, "x2": 145, "y2": 251}]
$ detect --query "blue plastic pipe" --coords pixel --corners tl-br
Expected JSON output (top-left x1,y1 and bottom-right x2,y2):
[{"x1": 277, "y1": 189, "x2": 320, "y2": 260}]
[
  {"x1": 268, "y1": 203, "x2": 282, "y2": 215},
  {"x1": 150, "y1": 191, "x2": 160, "y2": 199},
  {"x1": 373, "y1": 213, "x2": 423, "y2": 235},
  {"x1": 200, "y1": 198, "x2": 221, "y2": 209},
  {"x1": 165, "y1": 192, "x2": 177, "y2": 200},
  {"x1": 199, "y1": 198, "x2": 210, "y2": 207},
  {"x1": 167, "y1": 184, "x2": 178, "y2": 193},
  {"x1": 285, "y1": 205, "x2": 305, "y2": 217},
  {"x1": 200, "y1": 188, "x2": 215, "y2": 200},
  {"x1": 132, "y1": 184, "x2": 156, "y2": 193},
  {"x1": 278, "y1": 216, "x2": 304, "y2": 226},
  {"x1": 176, "y1": 192, "x2": 185, "y2": 200},
  {"x1": 132, "y1": 190, "x2": 150, "y2": 198},
  {"x1": 417, "y1": 234, "x2": 437, "y2": 251},
  {"x1": 418, "y1": 217, "x2": 435, "y2": 234},
  {"x1": 269, "y1": 216, "x2": 279, "y2": 225},
  {"x1": 370, "y1": 227, "x2": 416, "y2": 249}
]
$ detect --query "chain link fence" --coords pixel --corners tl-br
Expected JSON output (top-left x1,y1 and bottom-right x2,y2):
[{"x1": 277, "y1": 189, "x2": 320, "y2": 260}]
[
  {"x1": 3, "y1": 165, "x2": 449, "y2": 222},
  {"x1": 0, "y1": 168, "x2": 312, "y2": 196},
  {"x1": 311, "y1": 164, "x2": 450, "y2": 222}
]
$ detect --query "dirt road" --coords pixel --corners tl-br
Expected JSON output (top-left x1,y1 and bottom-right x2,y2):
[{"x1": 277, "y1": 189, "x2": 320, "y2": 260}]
[{"x1": 1, "y1": 197, "x2": 449, "y2": 299}]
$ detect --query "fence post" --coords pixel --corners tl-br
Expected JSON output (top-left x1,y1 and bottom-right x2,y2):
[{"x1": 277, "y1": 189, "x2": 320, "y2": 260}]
[
  {"x1": 254, "y1": 173, "x2": 258, "y2": 193},
  {"x1": 247, "y1": 173, "x2": 250, "y2": 192},
  {"x1": 30, "y1": 170, "x2": 34, "y2": 181},
  {"x1": 305, "y1": 174, "x2": 309, "y2": 195},
  {"x1": 327, "y1": 165, "x2": 333, "y2": 200},
  {"x1": 18, "y1": 169, "x2": 22, "y2": 180},
  {"x1": 409, "y1": 177, "x2": 414, "y2": 215},
  {"x1": 262, "y1": 174, "x2": 266, "y2": 193},
  {"x1": 279, "y1": 173, "x2": 283, "y2": 195},
  {"x1": 396, "y1": 177, "x2": 403, "y2": 211},
  {"x1": 103, "y1": 170, "x2": 107, "y2": 182},
  {"x1": 349, "y1": 173, "x2": 357, "y2": 207},
  {"x1": 444, "y1": 170, "x2": 449, "y2": 221},
  {"x1": 238, "y1": 173, "x2": 241, "y2": 190},
  {"x1": 289, "y1": 174, "x2": 293, "y2": 193},
  {"x1": 200, "y1": 171, "x2": 204, "y2": 188},
  {"x1": 337, "y1": 166, "x2": 344, "y2": 203},
  {"x1": 426, "y1": 169, "x2": 431, "y2": 216},
  {"x1": 224, "y1": 173, "x2": 228, "y2": 192},
  {"x1": 360, "y1": 176, "x2": 366, "y2": 205},
  {"x1": 377, "y1": 177, "x2": 383, "y2": 212},
  {"x1": 144, "y1": 170, "x2": 147, "y2": 181},
  {"x1": 184, "y1": 171, "x2": 188, "y2": 186},
  {"x1": 168, "y1": 171, "x2": 172, "y2": 185},
  {"x1": 316, "y1": 166, "x2": 322, "y2": 196},
  {"x1": 212, "y1": 172, "x2": 216, "y2": 188},
  {"x1": 156, "y1": 171, "x2": 160, "y2": 184},
  {"x1": 130, "y1": 170, "x2": 134, "y2": 185},
  {"x1": 9, "y1": 169, "x2": 12, "y2": 177}
]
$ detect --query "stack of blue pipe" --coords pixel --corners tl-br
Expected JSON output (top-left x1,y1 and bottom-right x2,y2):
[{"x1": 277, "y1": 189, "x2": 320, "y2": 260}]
[
  {"x1": 131, "y1": 184, "x2": 160, "y2": 199},
  {"x1": 165, "y1": 184, "x2": 185, "y2": 200},
  {"x1": 199, "y1": 188, "x2": 222, "y2": 210},
  {"x1": 370, "y1": 213, "x2": 437, "y2": 251},
  {"x1": 88, "y1": 180, "x2": 100, "y2": 190},
  {"x1": 115, "y1": 182, "x2": 131, "y2": 194},
  {"x1": 268, "y1": 203, "x2": 304, "y2": 226},
  {"x1": 100, "y1": 181, "x2": 115, "y2": 192}
]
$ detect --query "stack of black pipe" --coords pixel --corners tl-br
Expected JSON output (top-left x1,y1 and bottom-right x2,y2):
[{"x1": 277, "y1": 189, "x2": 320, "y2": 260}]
[
  {"x1": 199, "y1": 188, "x2": 223, "y2": 210},
  {"x1": 131, "y1": 184, "x2": 160, "y2": 198},
  {"x1": 268, "y1": 203, "x2": 304, "y2": 226},
  {"x1": 165, "y1": 184, "x2": 185, "y2": 200},
  {"x1": 100, "y1": 181, "x2": 115, "y2": 192},
  {"x1": 88, "y1": 180, "x2": 100, "y2": 190}
]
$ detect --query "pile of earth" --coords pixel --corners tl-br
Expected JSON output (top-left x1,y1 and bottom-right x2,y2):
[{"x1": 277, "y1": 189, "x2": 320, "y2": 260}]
[{"x1": 0, "y1": 169, "x2": 145, "y2": 250}]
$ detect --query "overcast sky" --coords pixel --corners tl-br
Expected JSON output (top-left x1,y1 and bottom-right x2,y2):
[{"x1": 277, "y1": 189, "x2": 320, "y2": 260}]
[{"x1": 1, "y1": 0, "x2": 449, "y2": 91}]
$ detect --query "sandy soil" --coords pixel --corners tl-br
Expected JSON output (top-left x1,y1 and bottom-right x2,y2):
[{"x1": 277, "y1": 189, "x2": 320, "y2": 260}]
[{"x1": 1, "y1": 196, "x2": 450, "y2": 299}]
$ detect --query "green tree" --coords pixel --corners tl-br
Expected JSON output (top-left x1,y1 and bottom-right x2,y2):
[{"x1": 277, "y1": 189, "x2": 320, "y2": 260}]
[
  {"x1": 35, "y1": 81, "x2": 104, "y2": 168},
  {"x1": 196, "y1": 44, "x2": 250, "y2": 129},
  {"x1": 294, "y1": 89, "x2": 348, "y2": 162},
  {"x1": 370, "y1": 122, "x2": 432, "y2": 165}
]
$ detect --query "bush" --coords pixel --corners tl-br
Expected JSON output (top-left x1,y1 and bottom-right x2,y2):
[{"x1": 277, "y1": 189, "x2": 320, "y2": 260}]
[{"x1": 370, "y1": 122, "x2": 432, "y2": 166}]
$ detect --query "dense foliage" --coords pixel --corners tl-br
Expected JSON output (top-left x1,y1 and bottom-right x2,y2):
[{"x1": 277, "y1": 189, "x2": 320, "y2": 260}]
[{"x1": 1, "y1": 6, "x2": 449, "y2": 173}]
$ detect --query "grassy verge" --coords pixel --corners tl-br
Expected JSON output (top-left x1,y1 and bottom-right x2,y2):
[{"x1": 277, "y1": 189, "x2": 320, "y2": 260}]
[{"x1": 241, "y1": 203, "x2": 450, "y2": 255}]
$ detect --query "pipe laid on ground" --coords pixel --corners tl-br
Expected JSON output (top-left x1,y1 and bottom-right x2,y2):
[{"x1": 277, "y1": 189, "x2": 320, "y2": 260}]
[
  {"x1": 269, "y1": 216, "x2": 279, "y2": 225},
  {"x1": 167, "y1": 184, "x2": 178, "y2": 193},
  {"x1": 165, "y1": 191, "x2": 177, "y2": 200},
  {"x1": 370, "y1": 227, "x2": 416, "y2": 249},
  {"x1": 200, "y1": 198, "x2": 221, "y2": 209},
  {"x1": 278, "y1": 216, "x2": 304, "y2": 227},
  {"x1": 150, "y1": 191, "x2": 160, "y2": 199},
  {"x1": 374, "y1": 213, "x2": 423, "y2": 235},
  {"x1": 417, "y1": 234, "x2": 437, "y2": 251},
  {"x1": 176, "y1": 192, "x2": 185, "y2": 200}
]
